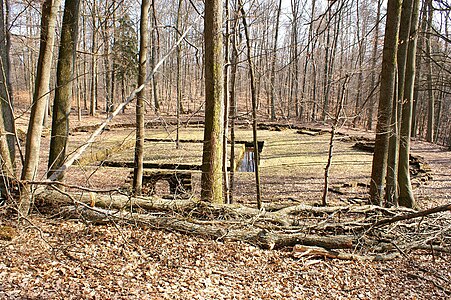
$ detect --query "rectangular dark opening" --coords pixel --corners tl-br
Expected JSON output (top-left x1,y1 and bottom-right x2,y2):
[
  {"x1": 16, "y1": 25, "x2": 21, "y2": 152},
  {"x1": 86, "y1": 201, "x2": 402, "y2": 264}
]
[{"x1": 237, "y1": 141, "x2": 264, "y2": 172}]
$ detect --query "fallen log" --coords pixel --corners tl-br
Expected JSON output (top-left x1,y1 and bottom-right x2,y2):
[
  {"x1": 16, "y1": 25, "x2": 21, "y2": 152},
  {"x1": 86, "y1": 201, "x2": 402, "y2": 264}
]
[
  {"x1": 33, "y1": 189, "x2": 450, "y2": 255},
  {"x1": 34, "y1": 190, "x2": 419, "y2": 229},
  {"x1": 60, "y1": 205, "x2": 353, "y2": 250},
  {"x1": 34, "y1": 189, "x2": 290, "y2": 224},
  {"x1": 34, "y1": 189, "x2": 196, "y2": 212}
]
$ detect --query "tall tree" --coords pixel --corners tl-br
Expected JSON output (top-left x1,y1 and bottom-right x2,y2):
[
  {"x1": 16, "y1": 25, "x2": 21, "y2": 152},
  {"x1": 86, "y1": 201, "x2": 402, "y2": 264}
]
[
  {"x1": 386, "y1": 0, "x2": 416, "y2": 205},
  {"x1": 240, "y1": 0, "x2": 262, "y2": 209},
  {"x1": 367, "y1": 0, "x2": 381, "y2": 130},
  {"x1": 150, "y1": 2, "x2": 159, "y2": 112},
  {"x1": 21, "y1": 0, "x2": 61, "y2": 215},
  {"x1": 176, "y1": 0, "x2": 183, "y2": 149},
  {"x1": 132, "y1": 0, "x2": 150, "y2": 195},
  {"x1": 201, "y1": 0, "x2": 224, "y2": 203},
  {"x1": 369, "y1": 0, "x2": 402, "y2": 205},
  {"x1": 290, "y1": 0, "x2": 300, "y2": 118},
  {"x1": 228, "y1": 6, "x2": 239, "y2": 204},
  {"x1": 223, "y1": 0, "x2": 231, "y2": 204},
  {"x1": 398, "y1": 0, "x2": 420, "y2": 208},
  {"x1": 269, "y1": 0, "x2": 282, "y2": 120},
  {"x1": 48, "y1": 0, "x2": 80, "y2": 181},
  {"x1": 90, "y1": 0, "x2": 97, "y2": 116},
  {"x1": 411, "y1": 0, "x2": 427, "y2": 138},
  {"x1": 0, "y1": 0, "x2": 14, "y2": 177},
  {"x1": 300, "y1": 0, "x2": 317, "y2": 121},
  {"x1": 425, "y1": 0, "x2": 434, "y2": 142}
]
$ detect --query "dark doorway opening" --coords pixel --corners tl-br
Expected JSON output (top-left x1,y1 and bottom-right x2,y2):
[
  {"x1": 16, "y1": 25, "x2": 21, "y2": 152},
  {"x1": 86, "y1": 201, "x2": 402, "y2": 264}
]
[{"x1": 237, "y1": 141, "x2": 264, "y2": 172}]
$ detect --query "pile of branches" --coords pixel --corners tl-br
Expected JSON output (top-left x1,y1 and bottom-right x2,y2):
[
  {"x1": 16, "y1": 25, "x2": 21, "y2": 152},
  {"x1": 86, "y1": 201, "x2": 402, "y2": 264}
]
[{"x1": 34, "y1": 188, "x2": 451, "y2": 261}]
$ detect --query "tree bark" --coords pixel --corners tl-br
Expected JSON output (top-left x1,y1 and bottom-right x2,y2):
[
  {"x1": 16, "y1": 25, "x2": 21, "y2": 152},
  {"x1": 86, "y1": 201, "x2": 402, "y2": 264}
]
[
  {"x1": 133, "y1": 0, "x2": 150, "y2": 195},
  {"x1": 201, "y1": 0, "x2": 224, "y2": 203},
  {"x1": 223, "y1": 0, "x2": 230, "y2": 204},
  {"x1": 369, "y1": 0, "x2": 402, "y2": 205},
  {"x1": 398, "y1": 0, "x2": 420, "y2": 209},
  {"x1": 367, "y1": 0, "x2": 381, "y2": 130},
  {"x1": 228, "y1": 10, "x2": 239, "y2": 204},
  {"x1": 0, "y1": 0, "x2": 14, "y2": 176},
  {"x1": 48, "y1": 0, "x2": 80, "y2": 181},
  {"x1": 386, "y1": 0, "x2": 416, "y2": 206},
  {"x1": 425, "y1": 0, "x2": 434, "y2": 143},
  {"x1": 21, "y1": 0, "x2": 61, "y2": 215},
  {"x1": 90, "y1": 0, "x2": 97, "y2": 116},
  {"x1": 176, "y1": 0, "x2": 183, "y2": 149},
  {"x1": 22, "y1": 0, "x2": 61, "y2": 180},
  {"x1": 269, "y1": 0, "x2": 282, "y2": 120}
]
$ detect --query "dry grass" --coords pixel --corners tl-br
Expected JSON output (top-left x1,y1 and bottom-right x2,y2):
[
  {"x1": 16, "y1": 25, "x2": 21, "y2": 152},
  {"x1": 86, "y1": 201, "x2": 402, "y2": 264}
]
[{"x1": 61, "y1": 125, "x2": 376, "y2": 209}]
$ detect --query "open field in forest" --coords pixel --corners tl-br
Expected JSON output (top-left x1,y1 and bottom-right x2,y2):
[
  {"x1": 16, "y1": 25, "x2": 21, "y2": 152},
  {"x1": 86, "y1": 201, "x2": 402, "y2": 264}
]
[
  {"x1": 45, "y1": 114, "x2": 447, "y2": 211},
  {"x1": 64, "y1": 124, "x2": 376, "y2": 205},
  {"x1": 3, "y1": 113, "x2": 450, "y2": 299}
]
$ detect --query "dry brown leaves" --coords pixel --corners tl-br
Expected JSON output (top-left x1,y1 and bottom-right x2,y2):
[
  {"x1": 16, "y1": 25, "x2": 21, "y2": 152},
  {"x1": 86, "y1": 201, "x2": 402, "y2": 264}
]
[{"x1": 0, "y1": 215, "x2": 449, "y2": 299}]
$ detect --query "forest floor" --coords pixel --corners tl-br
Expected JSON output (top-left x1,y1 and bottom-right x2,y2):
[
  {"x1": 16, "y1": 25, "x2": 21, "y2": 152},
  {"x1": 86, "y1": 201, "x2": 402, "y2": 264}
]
[{"x1": 1, "y1": 109, "x2": 450, "y2": 299}]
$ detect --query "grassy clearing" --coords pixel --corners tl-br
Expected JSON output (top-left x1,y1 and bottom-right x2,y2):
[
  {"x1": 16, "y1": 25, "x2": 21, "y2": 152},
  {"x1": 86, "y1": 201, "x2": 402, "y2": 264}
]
[{"x1": 68, "y1": 125, "x2": 374, "y2": 205}]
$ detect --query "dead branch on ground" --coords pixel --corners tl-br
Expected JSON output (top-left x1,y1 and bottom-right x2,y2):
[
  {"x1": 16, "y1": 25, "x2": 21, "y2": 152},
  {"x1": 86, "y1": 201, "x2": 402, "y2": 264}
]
[{"x1": 30, "y1": 188, "x2": 451, "y2": 261}]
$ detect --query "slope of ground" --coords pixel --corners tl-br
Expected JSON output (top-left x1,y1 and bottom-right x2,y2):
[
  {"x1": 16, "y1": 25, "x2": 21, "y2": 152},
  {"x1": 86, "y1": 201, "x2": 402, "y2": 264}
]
[{"x1": 2, "y1": 112, "x2": 450, "y2": 299}]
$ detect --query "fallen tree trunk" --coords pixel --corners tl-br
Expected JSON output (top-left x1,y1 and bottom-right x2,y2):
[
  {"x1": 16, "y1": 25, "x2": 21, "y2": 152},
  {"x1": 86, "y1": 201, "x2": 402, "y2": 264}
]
[
  {"x1": 35, "y1": 189, "x2": 415, "y2": 220},
  {"x1": 60, "y1": 205, "x2": 353, "y2": 250},
  {"x1": 33, "y1": 188, "x2": 450, "y2": 255}
]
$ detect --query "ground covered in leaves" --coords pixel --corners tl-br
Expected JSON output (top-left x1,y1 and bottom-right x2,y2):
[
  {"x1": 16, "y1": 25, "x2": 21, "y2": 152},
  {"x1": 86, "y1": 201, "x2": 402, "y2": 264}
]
[
  {"x1": 1, "y1": 216, "x2": 450, "y2": 299},
  {"x1": 2, "y1": 113, "x2": 450, "y2": 299}
]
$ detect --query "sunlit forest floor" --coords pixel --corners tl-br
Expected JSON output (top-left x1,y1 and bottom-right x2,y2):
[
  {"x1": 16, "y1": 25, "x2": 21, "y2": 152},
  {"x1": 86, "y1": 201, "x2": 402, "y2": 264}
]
[{"x1": 1, "y1": 107, "x2": 450, "y2": 299}]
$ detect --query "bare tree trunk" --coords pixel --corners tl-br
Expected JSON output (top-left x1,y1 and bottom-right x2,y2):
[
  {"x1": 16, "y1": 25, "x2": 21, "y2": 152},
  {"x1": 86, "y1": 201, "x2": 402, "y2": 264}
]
[
  {"x1": 398, "y1": 0, "x2": 420, "y2": 209},
  {"x1": 386, "y1": 0, "x2": 416, "y2": 206},
  {"x1": 240, "y1": 0, "x2": 262, "y2": 209},
  {"x1": 48, "y1": 0, "x2": 80, "y2": 182},
  {"x1": 150, "y1": 2, "x2": 159, "y2": 112},
  {"x1": 425, "y1": 0, "x2": 434, "y2": 143},
  {"x1": 26, "y1": 9, "x2": 35, "y2": 105},
  {"x1": 201, "y1": 0, "x2": 224, "y2": 203},
  {"x1": 367, "y1": 0, "x2": 381, "y2": 130},
  {"x1": 90, "y1": 0, "x2": 97, "y2": 116},
  {"x1": 290, "y1": 0, "x2": 300, "y2": 118},
  {"x1": 102, "y1": 1, "x2": 111, "y2": 114},
  {"x1": 109, "y1": 0, "x2": 116, "y2": 113},
  {"x1": 322, "y1": 4, "x2": 341, "y2": 123},
  {"x1": 269, "y1": 0, "x2": 282, "y2": 120},
  {"x1": 176, "y1": 0, "x2": 182, "y2": 149},
  {"x1": 0, "y1": 0, "x2": 15, "y2": 176},
  {"x1": 300, "y1": 0, "x2": 316, "y2": 121},
  {"x1": 411, "y1": 1, "x2": 427, "y2": 138},
  {"x1": 82, "y1": 0, "x2": 88, "y2": 110},
  {"x1": 132, "y1": 0, "x2": 150, "y2": 195},
  {"x1": 223, "y1": 0, "x2": 230, "y2": 204},
  {"x1": 20, "y1": 0, "x2": 61, "y2": 215},
  {"x1": 369, "y1": 0, "x2": 402, "y2": 205},
  {"x1": 228, "y1": 9, "x2": 239, "y2": 204},
  {"x1": 353, "y1": 0, "x2": 367, "y2": 128},
  {"x1": 321, "y1": 10, "x2": 331, "y2": 122}
]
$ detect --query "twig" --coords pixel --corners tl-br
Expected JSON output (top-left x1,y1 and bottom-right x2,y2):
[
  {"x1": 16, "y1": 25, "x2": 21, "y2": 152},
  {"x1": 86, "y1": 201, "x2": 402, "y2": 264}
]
[{"x1": 25, "y1": 180, "x2": 120, "y2": 193}]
